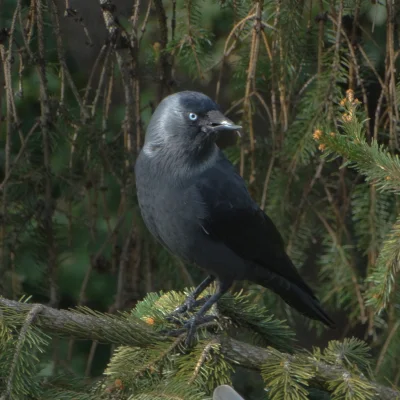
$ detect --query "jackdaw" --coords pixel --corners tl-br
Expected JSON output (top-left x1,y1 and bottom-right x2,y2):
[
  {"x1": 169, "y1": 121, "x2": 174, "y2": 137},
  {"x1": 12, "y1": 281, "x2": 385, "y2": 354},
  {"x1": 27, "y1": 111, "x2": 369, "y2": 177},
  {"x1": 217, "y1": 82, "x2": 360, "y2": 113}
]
[{"x1": 135, "y1": 91, "x2": 335, "y2": 341}]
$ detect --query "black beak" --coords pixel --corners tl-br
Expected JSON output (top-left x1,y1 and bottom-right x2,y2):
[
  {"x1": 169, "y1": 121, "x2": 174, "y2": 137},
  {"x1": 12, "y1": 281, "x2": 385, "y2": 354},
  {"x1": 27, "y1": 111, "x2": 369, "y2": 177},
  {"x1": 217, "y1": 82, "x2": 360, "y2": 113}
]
[{"x1": 207, "y1": 110, "x2": 242, "y2": 135}]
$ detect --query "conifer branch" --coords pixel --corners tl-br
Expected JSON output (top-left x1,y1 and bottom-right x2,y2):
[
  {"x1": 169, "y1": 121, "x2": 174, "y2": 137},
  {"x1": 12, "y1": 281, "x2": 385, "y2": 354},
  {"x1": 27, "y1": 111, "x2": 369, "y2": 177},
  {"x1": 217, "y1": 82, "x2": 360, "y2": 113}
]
[
  {"x1": 219, "y1": 337, "x2": 400, "y2": 400},
  {"x1": 0, "y1": 297, "x2": 159, "y2": 347},
  {"x1": 0, "y1": 296, "x2": 398, "y2": 399}
]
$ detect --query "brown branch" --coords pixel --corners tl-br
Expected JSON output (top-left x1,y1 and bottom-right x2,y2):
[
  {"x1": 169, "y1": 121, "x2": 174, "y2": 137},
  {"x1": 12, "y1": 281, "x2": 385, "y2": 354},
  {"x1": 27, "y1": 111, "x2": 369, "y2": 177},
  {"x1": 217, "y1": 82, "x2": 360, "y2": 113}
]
[
  {"x1": 241, "y1": 0, "x2": 262, "y2": 183},
  {"x1": 85, "y1": 341, "x2": 98, "y2": 377},
  {"x1": 83, "y1": 44, "x2": 109, "y2": 106},
  {"x1": 153, "y1": 0, "x2": 170, "y2": 104},
  {"x1": 0, "y1": 44, "x2": 12, "y2": 296},
  {"x1": 385, "y1": 0, "x2": 399, "y2": 149},
  {"x1": 0, "y1": 297, "x2": 398, "y2": 400},
  {"x1": 49, "y1": 0, "x2": 90, "y2": 121},
  {"x1": 114, "y1": 226, "x2": 135, "y2": 310},
  {"x1": 0, "y1": 121, "x2": 40, "y2": 191},
  {"x1": 36, "y1": 0, "x2": 58, "y2": 307},
  {"x1": 130, "y1": 0, "x2": 143, "y2": 153},
  {"x1": 139, "y1": 0, "x2": 152, "y2": 44},
  {"x1": 0, "y1": 2, "x2": 25, "y2": 296},
  {"x1": 375, "y1": 320, "x2": 400, "y2": 374},
  {"x1": 99, "y1": 0, "x2": 135, "y2": 158},
  {"x1": 215, "y1": 10, "x2": 256, "y2": 102},
  {"x1": 317, "y1": 0, "x2": 324, "y2": 78},
  {"x1": 3, "y1": 1, "x2": 24, "y2": 144},
  {"x1": 63, "y1": 4, "x2": 93, "y2": 46}
]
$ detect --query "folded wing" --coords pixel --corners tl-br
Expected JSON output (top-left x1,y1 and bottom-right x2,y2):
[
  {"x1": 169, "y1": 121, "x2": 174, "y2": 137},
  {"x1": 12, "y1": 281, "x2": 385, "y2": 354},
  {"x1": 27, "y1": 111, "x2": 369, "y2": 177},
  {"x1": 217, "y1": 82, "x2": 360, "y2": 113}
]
[
  {"x1": 196, "y1": 154, "x2": 314, "y2": 296},
  {"x1": 195, "y1": 153, "x2": 335, "y2": 328}
]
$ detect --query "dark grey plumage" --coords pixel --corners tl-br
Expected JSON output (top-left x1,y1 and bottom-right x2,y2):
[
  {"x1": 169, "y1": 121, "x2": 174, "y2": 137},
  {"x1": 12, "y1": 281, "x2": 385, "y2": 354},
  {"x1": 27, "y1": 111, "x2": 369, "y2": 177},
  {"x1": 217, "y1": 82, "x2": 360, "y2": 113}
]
[{"x1": 135, "y1": 91, "x2": 334, "y2": 341}]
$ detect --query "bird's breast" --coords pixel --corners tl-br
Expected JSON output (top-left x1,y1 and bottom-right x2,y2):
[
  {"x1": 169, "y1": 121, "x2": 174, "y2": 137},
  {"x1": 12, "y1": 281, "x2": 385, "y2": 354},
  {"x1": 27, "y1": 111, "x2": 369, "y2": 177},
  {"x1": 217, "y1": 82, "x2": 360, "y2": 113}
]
[{"x1": 136, "y1": 166, "x2": 206, "y2": 261}]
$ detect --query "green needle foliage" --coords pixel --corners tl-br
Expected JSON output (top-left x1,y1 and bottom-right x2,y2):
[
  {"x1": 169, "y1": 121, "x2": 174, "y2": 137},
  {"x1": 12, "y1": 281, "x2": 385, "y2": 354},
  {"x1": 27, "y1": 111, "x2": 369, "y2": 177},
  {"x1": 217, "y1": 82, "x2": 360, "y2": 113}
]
[
  {"x1": 318, "y1": 92, "x2": 400, "y2": 316},
  {"x1": 327, "y1": 375, "x2": 375, "y2": 400},
  {"x1": 261, "y1": 348, "x2": 313, "y2": 400},
  {"x1": 319, "y1": 95, "x2": 400, "y2": 194},
  {"x1": 322, "y1": 338, "x2": 371, "y2": 373},
  {"x1": 366, "y1": 217, "x2": 400, "y2": 312},
  {"x1": 0, "y1": 301, "x2": 49, "y2": 400},
  {"x1": 0, "y1": 292, "x2": 390, "y2": 399}
]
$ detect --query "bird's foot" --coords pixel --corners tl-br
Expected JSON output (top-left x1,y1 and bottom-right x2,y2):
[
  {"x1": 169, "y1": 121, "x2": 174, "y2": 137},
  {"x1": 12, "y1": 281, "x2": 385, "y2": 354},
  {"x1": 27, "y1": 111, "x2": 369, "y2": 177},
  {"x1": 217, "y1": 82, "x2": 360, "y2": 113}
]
[
  {"x1": 173, "y1": 294, "x2": 196, "y2": 314},
  {"x1": 165, "y1": 295, "x2": 211, "y2": 323},
  {"x1": 162, "y1": 314, "x2": 218, "y2": 346},
  {"x1": 183, "y1": 314, "x2": 218, "y2": 346}
]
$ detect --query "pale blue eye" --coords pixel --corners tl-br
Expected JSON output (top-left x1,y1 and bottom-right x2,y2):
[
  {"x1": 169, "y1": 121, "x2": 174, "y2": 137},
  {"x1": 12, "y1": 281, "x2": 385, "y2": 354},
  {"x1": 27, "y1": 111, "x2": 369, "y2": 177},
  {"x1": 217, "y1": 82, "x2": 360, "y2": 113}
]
[{"x1": 189, "y1": 113, "x2": 198, "y2": 121}]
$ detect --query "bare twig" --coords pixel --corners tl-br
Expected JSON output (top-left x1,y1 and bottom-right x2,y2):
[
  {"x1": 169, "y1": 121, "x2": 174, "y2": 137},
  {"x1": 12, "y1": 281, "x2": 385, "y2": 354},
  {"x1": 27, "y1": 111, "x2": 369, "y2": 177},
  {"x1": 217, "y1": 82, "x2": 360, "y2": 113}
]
[
  {"x1": 99, "y1": 0, "x2": 135, "y2": 159},
  {"x1": 241, "y1": 1, "x2": 263, "y2": 182},
  {"x1": 36, "y1": 0, "x2": 58, "y2": 307},
  {"x1": 0, "y1": 121, "x2": 40, "y2": 191},
  {"x1": 153, "y1": 0, "x2": 170, "y2": 103}
]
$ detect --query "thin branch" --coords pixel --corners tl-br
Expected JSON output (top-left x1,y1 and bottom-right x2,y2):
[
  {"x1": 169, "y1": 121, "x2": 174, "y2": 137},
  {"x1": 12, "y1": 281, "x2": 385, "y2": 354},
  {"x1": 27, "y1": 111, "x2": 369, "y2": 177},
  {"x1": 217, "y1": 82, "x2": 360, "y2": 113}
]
[
  {"x1": 375, "y1": 320, "x2": 400, "y2": 374},
  {"x1": 36, "y1": 0, "x2": 58, "y2": 307},
  {"x1": 0, "y1": 121, "x2": 40, "y2": 191},
  {"x1": 153, "y1": 0, "x2": 170, "y2": 103},
  {"x1": 99, "y1": 0, "x2": 135, "y2": 159},
  {"x1": 114, "y1": 227, "x2": 135, "y2": 310},
  {"x1": 49, "y1": 0, "x2": 90, "y2": 121},
  {"x1": 241, "y1": 1, "x2": 262, "y2": 182}
]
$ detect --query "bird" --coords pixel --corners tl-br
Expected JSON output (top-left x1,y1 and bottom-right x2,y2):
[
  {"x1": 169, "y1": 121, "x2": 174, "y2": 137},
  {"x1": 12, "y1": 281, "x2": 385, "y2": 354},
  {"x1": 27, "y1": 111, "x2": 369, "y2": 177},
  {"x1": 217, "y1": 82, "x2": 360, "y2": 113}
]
[{"x1": 135, "y1": 91, "x2": 335, "y2": 343}]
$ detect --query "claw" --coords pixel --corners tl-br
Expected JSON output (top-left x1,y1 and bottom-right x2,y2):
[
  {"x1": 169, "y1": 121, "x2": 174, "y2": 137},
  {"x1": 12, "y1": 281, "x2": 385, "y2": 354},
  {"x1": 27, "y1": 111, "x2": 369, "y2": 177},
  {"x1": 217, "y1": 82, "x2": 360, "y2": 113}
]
[
  {"x1": 162, "y1": 278, "x2": 228, "y2": 344},
  {"x1": 184, "y1": 314, "x2": 218, "y2": 345},
  {"x1": 184, "y1": 317, "x2": 197, "y2": 346},
  {"x1": 162, "y1": 314, "x2": 218, "y2": 345},
  {"x1": 165, "y1": 314, "x2": 183, "y2": 324},
  {"x1": 172, "y1": 294, "x2": 196, "y2": 315},
  {"x1": 166, "y1": 295, "x2": 211, "y2": 324}
]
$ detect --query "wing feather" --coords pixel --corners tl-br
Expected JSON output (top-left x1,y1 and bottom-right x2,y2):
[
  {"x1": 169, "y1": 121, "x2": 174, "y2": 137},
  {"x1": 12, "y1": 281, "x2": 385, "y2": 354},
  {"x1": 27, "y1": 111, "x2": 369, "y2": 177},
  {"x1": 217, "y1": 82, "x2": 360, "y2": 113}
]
[{"x1": 196, "y1": 154, "x2": 315, "y2": 296}]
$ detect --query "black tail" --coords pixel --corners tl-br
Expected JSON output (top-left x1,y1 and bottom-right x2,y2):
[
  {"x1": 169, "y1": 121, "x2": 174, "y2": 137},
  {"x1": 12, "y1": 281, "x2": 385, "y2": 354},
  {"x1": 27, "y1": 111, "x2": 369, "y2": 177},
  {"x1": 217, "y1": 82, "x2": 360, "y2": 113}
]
[
  {"x1": 253, "y1": 265, "x2": 335, "y2": 328},
  {"x1": 274, "y1": 279, "x2": 336, "y2": 328}
]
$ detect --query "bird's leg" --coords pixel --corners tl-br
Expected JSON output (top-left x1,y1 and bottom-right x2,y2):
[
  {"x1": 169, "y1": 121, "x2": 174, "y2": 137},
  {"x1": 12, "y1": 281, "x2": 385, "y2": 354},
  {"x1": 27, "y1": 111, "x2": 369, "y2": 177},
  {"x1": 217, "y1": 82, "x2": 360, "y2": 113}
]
[
  {"x1": 183, "y1": 279, "x2": 231, "y2": 346},
  {"x1": 170, "y1": 275, "x2": 215, "y2": 316}
]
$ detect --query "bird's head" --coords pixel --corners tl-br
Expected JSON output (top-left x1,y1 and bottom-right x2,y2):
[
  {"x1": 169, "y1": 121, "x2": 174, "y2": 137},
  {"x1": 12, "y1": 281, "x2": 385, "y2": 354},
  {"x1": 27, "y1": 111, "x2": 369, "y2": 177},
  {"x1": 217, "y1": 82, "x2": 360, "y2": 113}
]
[{"x1": 143, "y1": 91, "x2": 241, "y2": 164}]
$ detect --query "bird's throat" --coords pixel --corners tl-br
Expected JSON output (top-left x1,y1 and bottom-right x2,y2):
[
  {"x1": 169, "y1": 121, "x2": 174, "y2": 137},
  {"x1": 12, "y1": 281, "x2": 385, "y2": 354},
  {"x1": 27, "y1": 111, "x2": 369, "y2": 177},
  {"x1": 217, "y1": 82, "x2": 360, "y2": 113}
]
[{"x1": 143, "y1": 142, "x2": 218, "y2": 181}]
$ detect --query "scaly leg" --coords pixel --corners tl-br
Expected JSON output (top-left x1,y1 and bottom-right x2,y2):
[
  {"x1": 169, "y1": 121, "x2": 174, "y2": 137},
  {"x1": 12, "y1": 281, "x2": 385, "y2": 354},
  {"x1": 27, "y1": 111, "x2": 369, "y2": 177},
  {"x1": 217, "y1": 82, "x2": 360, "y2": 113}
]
[
  {"x1": 168, "y1": 275, "x2": 215, "y2": 318},
  {"x1": 168, "y1": 279, "x2": 232, "y2": 345}
]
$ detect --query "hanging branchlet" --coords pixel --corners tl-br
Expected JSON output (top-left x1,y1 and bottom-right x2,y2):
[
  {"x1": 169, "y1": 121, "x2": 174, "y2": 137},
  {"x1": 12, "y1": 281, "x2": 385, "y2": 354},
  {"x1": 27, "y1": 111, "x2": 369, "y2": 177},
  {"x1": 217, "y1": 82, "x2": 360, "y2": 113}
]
[{"x1": 316, "y1": 91, "x2": 400, "y2": 193}]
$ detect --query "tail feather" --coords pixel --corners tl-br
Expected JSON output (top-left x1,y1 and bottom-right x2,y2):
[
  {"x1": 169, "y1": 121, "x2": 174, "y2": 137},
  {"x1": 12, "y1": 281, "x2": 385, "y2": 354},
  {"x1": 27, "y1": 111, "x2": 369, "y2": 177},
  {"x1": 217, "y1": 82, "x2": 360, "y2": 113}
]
[
  {"x1": 254, "y1": 266, "x2": 335, "y2": 328},
  {"x1": 279, "y1": 282, "x2": 336, "y2": 328}
]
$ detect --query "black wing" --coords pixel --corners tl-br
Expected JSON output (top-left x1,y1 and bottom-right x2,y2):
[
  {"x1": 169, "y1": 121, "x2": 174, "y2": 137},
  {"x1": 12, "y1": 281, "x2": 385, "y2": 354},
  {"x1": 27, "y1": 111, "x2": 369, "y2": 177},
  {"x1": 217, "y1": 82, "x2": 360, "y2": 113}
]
[{"x1": 196, "y1": 153, "x2": 315, "y2": 297}]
